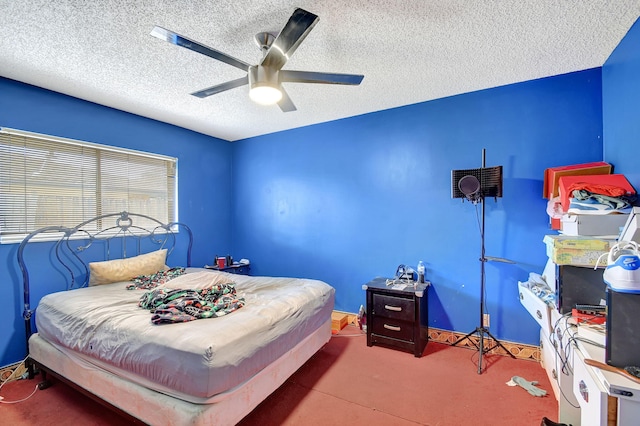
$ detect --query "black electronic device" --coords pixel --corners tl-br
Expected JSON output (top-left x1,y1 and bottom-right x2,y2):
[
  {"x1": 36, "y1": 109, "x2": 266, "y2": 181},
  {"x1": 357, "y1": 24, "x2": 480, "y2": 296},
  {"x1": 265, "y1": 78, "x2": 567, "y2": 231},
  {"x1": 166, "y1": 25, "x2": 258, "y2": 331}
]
[
  {"x1": 395, "y1": 264, "x2": 414, "y2": 281},
  {"x1": 575, "y1": 304, "x2": 607, "y2": 315},
  {"x1": 556, "y1": 265, "x2": 607, "y2": 314},
  {"x1": 606, "y1": 288, "x2": 640, "y2": 369}
]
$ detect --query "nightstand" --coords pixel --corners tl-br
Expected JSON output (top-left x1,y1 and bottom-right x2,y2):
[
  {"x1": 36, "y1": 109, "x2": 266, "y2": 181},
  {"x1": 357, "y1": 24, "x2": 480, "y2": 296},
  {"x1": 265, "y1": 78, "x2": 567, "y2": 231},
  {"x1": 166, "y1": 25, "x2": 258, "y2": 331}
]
[
  {"x1": 204, "y1": 262, "x2": 251, "y2": 275},
  {"x1": 362, "y1": 277, "x2": 430, "y2": 357}
]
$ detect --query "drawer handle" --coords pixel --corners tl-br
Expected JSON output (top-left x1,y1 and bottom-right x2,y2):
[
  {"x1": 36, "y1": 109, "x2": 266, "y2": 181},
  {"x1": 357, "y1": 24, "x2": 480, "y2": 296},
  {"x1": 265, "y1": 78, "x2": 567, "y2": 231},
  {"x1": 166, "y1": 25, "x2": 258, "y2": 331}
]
[
  {"x1": 384, "y1": 305, "x2": 402, "y2": 312},
  {"x1": 536, "y1": 310, "x2": 542, "y2": 320},
  {"x1": 383, "y1": 324, "x2": 401, "y2": 332},
  {"x1": 579, "y1": 380, "x2": 589, "y2": 403}
]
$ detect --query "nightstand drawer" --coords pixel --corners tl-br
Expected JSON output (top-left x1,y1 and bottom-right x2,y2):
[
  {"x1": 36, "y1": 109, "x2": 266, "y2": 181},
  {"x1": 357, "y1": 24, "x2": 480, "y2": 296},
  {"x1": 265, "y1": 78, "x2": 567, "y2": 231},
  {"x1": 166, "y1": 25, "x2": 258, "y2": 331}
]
[
  {"x1": 370, "y1": 317, "x2": 415, "y2": 342},
  {"x1": 372, "y1": 293, "x2": 414, "y2": 321}
]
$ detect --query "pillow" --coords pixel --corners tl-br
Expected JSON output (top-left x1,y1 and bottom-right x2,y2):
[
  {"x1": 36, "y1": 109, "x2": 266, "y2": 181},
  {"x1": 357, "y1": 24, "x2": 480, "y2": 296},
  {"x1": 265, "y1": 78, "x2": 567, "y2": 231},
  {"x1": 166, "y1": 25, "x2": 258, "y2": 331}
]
[
  {"x1": 89, "y1": 249, "x2": 168, "y2": 286},
  {"x1": 160, "y1": 270, "x2": 236, "y2": 290}
]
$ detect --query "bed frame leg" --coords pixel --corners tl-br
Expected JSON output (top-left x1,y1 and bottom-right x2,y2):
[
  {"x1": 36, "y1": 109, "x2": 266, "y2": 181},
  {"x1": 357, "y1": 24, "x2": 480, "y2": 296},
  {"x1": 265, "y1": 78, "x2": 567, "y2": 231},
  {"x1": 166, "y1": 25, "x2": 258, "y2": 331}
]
[
  {"x1": 26, "y1": 358, "x2": 36, "y2": 380},
  {"x1": 26, "y1": 358, "x2": 53, "y2": 389},
  {"x1": 37, "y1": 369, "x2": 52, "y2": 390},
  {"x1": 38, "y1": 380, "x2": 52, "y2": 390}
]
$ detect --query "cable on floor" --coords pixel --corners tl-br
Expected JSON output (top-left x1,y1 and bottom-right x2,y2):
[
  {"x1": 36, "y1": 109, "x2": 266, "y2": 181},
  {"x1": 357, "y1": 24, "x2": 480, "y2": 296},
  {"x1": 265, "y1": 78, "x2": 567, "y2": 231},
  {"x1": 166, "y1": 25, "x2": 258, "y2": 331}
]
[{"x1": 0, "y1": 356, "x2": 40, "y2": 404}]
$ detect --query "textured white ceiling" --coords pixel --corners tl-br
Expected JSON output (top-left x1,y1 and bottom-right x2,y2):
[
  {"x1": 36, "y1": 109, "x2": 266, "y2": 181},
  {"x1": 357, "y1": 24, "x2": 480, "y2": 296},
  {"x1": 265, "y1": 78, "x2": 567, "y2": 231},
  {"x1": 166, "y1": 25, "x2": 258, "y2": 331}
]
[{"x1": 1, "y1": 1, "x2": 639, "y2": 141}]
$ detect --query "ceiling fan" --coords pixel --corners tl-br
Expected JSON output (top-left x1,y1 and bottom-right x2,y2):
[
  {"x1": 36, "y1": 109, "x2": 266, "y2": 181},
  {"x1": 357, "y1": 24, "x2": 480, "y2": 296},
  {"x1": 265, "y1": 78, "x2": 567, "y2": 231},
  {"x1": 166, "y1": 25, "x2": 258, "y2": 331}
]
[{"x1": 151, "y1": 8, "x2": 364, "y2": 112}]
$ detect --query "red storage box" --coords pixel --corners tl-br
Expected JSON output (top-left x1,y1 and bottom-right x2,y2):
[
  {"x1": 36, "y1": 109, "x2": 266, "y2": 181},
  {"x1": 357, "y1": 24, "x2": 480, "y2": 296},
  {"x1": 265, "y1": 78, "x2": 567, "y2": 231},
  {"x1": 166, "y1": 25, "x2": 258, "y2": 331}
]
[
  {"x1": 543, "y1": 161, "x2": 611, "y2": 199},
  {"x1": 558, "y1": 174, "x2": 636, "y2": 212}
]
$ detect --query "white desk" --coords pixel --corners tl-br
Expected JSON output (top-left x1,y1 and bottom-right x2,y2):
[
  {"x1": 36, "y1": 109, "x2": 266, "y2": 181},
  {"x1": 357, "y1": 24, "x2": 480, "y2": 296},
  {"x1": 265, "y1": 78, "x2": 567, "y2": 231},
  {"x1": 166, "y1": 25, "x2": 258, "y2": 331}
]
[
  {"x1": 519, "y1": 282, "x2": 640, "y2": 425},
  {"x1": 574, "y1": 337, "x2": 640, "y2": 426}
]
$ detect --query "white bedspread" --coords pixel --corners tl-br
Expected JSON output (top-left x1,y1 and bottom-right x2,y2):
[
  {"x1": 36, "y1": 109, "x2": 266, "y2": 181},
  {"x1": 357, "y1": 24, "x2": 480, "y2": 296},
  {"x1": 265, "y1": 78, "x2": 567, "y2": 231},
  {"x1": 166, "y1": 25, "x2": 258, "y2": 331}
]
[{"x1": 34, "y1": 271, "x2": 334, "y2": 400}]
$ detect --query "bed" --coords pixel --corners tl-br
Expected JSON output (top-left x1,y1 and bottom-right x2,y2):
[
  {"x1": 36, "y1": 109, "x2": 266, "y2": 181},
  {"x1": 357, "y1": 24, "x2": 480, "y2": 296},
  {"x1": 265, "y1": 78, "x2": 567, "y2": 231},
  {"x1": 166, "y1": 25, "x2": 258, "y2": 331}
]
[{"x1": 18, "y1": 212, "x2": 335, "y2": 425}]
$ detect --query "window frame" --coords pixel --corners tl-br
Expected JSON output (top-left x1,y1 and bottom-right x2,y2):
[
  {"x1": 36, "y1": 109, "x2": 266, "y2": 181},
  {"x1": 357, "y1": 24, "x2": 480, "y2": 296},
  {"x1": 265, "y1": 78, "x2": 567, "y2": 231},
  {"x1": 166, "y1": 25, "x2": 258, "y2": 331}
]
[{"x1": 0, "y1": 127, "x2": 178, "y2": 244}]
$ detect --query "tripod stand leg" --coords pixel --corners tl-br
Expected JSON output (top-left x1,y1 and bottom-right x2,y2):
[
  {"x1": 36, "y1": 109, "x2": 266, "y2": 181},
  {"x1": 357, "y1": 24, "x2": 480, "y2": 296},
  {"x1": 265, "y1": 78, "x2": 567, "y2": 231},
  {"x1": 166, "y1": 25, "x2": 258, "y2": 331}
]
[
  {"x1": 482, "y1": 328, "x2": 516, "y2": 359},
  {"x1": 450, "y1": 327, "x2": 481, "y2": 349},
  {"x1": 450, "y1": 327, "x2": 515, "y2": 374}
]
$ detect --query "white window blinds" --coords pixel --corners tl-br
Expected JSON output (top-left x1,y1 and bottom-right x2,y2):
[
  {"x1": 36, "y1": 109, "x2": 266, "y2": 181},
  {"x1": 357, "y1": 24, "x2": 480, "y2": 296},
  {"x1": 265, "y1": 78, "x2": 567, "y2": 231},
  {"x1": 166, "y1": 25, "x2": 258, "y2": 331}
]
[{"x1": 0, "y1": 128, "x2": 177, "y2": 242}]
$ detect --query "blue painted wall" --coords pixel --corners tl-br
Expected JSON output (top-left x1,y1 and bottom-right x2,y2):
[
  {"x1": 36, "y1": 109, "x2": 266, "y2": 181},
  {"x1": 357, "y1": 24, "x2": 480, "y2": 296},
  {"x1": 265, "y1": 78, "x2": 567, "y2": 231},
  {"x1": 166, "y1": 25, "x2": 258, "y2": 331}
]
[
  {"x1": 5, "y1": 17, "x2": 640, "y2": 367},
  {"x1": 602, "y1": 17, "x2": 640, "y2": 188},
  {"x1": 0, "y1": 78, "x2": 233, "y2": 367},
  {"x1": 231, "y1": 69, "x2": 604, "y2": 348}
]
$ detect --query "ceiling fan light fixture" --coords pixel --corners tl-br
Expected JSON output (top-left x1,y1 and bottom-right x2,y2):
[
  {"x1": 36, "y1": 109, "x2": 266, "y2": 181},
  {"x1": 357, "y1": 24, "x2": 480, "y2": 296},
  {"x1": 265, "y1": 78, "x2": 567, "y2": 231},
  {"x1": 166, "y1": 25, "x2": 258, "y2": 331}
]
[
  {"x1": 248, "y1": 65, "x2": 282, "y2": 105},
  {"x1": 249, "y1": 85, "x2": 282, "y2": 105}
]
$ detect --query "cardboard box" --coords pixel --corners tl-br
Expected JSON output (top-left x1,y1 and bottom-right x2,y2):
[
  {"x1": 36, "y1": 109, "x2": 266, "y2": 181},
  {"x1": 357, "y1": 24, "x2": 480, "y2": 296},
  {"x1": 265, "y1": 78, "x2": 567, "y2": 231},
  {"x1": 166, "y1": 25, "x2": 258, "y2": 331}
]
[
  {"x1": 543, "y1": 161, "x2": 611, "y2": 199},
  {"x1": 561, "y1": 213, "x2": 629, "y2": 237},
  {"x1": 547, "y1": 247, "x2": 608, "y2": 266},
  {"x1": 543, "y1": 234, "x2": 612, "y2": 250},
  {"x1": 543, "y1": 234, "x2": 613, "y2": 266},
  {"x1": 558, "y1": 174, "x2": 635, "y2": 212},
  {"x1": 331, "y1": 312, "x2": 348, "y2": 334}
]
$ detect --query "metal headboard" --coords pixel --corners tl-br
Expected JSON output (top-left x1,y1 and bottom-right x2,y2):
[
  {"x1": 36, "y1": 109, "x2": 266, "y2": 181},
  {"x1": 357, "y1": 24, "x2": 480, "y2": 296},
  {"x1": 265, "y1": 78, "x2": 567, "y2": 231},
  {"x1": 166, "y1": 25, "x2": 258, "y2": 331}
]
[{"x1": 17, "y1": 211, "x2": 193, "y2": 358}]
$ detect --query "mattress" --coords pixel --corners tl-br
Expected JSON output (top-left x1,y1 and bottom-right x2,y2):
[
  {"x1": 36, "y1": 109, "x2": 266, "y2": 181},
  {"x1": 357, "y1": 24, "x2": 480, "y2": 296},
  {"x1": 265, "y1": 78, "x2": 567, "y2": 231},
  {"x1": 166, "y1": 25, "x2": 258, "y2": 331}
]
[{"x1": 34, "y1": 271, "x2": 335, "y2": 401}]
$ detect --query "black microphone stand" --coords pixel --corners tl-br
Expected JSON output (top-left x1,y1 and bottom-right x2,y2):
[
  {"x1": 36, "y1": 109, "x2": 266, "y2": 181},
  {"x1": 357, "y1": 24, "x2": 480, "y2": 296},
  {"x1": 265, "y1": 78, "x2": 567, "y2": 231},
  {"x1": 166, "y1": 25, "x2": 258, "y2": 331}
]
[{"x1": 451, "y1": 149, "x2": 515, "y2": 374}]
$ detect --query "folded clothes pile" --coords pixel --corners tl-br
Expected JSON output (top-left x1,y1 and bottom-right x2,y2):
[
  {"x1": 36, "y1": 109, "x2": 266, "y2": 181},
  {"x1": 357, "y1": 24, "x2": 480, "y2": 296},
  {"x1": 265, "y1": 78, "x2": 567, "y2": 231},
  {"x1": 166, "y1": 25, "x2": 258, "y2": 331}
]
[
  {"x1": 545, "y1": 173, "x2": 638, "y2": 237},
  {"x1": 567, "y1": 182, "x2": 636, "y2": 215}
]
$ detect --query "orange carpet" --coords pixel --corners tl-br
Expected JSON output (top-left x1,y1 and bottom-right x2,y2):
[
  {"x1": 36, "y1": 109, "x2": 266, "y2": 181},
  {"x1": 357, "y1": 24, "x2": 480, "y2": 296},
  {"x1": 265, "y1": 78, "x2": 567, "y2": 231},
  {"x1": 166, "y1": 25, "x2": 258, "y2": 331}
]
[{"x1": 1, "y1": 325, "x2": 558, "y2": 425}]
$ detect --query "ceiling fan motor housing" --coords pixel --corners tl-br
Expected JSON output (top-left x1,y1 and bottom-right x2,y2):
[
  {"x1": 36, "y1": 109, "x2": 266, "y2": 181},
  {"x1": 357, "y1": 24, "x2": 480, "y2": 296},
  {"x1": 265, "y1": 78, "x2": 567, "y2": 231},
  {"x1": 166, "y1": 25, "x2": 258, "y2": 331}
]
[{"x1": 248, "y1": 65, "x2": 282, "y2": 104}]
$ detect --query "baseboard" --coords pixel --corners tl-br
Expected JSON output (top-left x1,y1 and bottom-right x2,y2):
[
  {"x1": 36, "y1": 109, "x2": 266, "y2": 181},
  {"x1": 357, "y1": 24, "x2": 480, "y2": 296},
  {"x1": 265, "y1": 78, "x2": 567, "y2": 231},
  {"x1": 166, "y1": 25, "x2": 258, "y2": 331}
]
[
  {"x1": 0, "y1": 360, "x2": 28, "y2": 384},
  {"x1": 334, "y1": 310, "x2": 540, "y2": 362},
  {"x1": 427, "y1": 328, "x2": 540, "y2": 362}
]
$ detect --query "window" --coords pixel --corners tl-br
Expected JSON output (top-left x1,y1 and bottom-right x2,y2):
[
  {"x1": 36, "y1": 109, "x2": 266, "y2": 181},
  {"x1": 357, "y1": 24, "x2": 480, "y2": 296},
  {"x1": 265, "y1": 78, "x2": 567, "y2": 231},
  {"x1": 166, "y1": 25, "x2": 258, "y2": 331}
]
[{"x1": 0, "y1": 127, "x2": 177, "y2": 243}]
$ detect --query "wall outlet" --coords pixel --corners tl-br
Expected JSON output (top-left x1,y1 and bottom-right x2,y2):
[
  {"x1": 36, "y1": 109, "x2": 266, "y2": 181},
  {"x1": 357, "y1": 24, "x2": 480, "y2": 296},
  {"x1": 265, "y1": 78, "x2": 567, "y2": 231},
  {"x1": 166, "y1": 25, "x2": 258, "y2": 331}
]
[{"x1": 483, "y1": 313, "x2": 490, "y2": 327}]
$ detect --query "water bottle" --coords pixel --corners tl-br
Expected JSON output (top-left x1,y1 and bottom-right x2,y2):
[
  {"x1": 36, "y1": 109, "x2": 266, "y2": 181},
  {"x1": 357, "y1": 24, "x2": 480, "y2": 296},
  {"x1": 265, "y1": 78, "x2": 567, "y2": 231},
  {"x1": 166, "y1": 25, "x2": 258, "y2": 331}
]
[{"x1": 417, "y1": 261, "x2": 425, "y2": 283}]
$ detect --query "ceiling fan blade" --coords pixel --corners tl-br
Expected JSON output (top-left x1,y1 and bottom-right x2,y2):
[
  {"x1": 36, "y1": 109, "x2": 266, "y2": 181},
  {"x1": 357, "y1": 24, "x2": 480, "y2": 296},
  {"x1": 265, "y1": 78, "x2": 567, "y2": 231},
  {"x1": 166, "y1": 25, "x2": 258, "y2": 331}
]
[
  {"x1": 151, "y1": 26, "x2": 251, "y2": 72},
  {"x1": 280, "y1": 70, "x2": 364, "y2": 85},
  {"x1": 277, "y1": 87, "x2": 297, "y2": 112},
  {"x1": 190, "y1": 76, "x2": 248, "y2": 98},
  {"x1": 260, "y1": 8, "x2": 319, "y2": 71}
]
